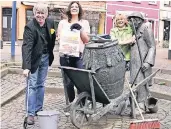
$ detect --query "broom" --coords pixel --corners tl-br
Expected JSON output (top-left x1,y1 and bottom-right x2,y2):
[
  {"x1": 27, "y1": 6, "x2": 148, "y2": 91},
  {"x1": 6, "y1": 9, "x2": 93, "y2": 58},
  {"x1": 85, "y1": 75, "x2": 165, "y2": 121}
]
[
  {"x1": 125, "y1": 77, "x2": 160, "y2": 129},
  {"x1": 128, "y1": 18, "x2": 160, "y2": 129}
]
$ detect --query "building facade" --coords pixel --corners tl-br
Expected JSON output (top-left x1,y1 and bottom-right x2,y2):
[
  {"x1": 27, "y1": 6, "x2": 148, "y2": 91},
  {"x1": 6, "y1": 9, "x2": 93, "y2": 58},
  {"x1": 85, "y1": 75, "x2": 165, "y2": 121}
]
[
  {"x1": 0, "y1": 1, "x2": 32, "y2": 41},
  {"x1": 106, "y1": 1, "x2": 160, "y2": 40},
  {"x1": 158, "y1": 1, "x2": 171, "y2": 45},
  {"x1": 159, "y1": 1, "x2": 171, "y2": 59},
  {"x1": 0, "y1": 1, "x2": 106, "y2": 41}
]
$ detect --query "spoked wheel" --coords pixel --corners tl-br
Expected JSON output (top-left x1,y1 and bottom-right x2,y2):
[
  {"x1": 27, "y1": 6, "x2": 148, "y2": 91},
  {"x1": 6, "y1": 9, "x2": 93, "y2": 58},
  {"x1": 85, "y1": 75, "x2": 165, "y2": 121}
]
[{"x1": 70, "y1": 92, "x2": 94, "y2": 129}]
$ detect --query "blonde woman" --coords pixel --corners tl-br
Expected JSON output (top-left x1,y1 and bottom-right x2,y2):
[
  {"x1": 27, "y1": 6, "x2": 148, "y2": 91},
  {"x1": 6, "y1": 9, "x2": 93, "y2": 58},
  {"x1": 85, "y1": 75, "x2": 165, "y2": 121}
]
[{"x1": 110, "y1": 13, "x2": 135, "y2": 70}]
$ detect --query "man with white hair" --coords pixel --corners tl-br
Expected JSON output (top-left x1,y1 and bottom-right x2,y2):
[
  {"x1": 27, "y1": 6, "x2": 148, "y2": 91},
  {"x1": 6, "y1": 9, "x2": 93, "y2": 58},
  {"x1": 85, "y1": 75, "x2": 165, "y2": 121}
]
[{"x1": 22, "y1": 2, "x2": 56, "y2": 125}]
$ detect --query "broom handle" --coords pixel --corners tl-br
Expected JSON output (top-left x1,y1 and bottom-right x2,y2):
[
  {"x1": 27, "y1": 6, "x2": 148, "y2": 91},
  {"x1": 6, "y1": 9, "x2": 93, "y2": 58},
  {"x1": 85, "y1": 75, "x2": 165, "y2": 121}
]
[
  {"x1": 26, "y1": 72, "x2": 31, "y2": 117},
  {"x1": 126, "y1": 77, "x2": 145, "y2": 120},
  {"x1": 130, "y1": 18, "x2": 144, "y2": 88}
]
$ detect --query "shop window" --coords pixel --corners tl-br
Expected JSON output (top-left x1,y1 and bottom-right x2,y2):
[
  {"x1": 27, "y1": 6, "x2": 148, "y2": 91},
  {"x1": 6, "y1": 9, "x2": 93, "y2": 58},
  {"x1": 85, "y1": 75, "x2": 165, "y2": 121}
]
[
  {"x1": 163, "y1": 21, "x2": 170, "y2": 41},
  {"x1": 164, "y1": 1, "x2": 171, "y2": 7},
  {"x1": 2, "y1": 8, "x2": 12, "y2": 16},
  {"x1": 26, "y1": 9, "x2": 33, "y2": 23}
]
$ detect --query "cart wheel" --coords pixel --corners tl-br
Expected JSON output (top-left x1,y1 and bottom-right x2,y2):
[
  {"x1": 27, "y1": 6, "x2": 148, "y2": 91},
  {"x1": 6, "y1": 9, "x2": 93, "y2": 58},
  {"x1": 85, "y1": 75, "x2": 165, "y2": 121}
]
[{"x1": 70, "y1": 92, "x2": 93, "y2": 128}]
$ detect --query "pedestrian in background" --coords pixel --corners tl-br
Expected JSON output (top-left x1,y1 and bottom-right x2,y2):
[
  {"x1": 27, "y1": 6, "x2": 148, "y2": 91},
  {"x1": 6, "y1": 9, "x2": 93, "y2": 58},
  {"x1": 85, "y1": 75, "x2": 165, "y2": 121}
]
[
  {"x1": 57, "y1": 1, "x2": 90, "y2": 103},
  {"x1": 22, "y1": 2, "x2": 56, "y2": 125}
]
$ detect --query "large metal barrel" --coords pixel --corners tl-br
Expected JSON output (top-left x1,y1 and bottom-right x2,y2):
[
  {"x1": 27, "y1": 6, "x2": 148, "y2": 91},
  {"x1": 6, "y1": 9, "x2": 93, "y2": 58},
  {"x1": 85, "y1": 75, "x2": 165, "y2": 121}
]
[{"x1": 83, "y1": 39, "x2": 126, "y2": 99}]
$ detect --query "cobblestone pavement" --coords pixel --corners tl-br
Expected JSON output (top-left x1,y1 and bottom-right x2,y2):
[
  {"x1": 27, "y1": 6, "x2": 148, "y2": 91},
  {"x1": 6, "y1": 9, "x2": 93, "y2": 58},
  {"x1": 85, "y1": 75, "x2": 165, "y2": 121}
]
[
  {"x1": 1, "y1": 74, "x2": 171, "y2": 129},
  {"x1": 1, "y1": 74, "x2": 25, "y2": 99},
  {"x1": 1, "y1": 74, "x2": 63, "y2": 101},
  {"x1": 45, "y1": 76, "x2": 63, "y2": 88},
  {"x1": 1, "y1": 92, "x2": 171, "y2": 129}
]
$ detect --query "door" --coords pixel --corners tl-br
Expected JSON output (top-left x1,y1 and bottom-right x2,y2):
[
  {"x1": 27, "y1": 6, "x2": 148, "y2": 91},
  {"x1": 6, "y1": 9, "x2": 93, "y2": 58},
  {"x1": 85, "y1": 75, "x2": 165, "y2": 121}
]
[
  {"x1": 2, "y1": 8, "x2": 12, "y2": 41},
  {"x1": 2, "y1": 16, "x2": 12, "y2": 41},
  {"x1": 163, "y1": 20, "x2": 170, "y2": 41}
]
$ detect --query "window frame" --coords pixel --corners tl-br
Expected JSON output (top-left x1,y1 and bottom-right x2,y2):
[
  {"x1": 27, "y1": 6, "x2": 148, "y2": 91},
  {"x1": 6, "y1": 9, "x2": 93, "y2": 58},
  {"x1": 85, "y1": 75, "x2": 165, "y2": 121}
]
[
  {"x1": 25, "y1": 8, "x2": 33, "y2": 24},
  {"x1": 164, "y1": 1, "x2": 171, "y2": 7}
]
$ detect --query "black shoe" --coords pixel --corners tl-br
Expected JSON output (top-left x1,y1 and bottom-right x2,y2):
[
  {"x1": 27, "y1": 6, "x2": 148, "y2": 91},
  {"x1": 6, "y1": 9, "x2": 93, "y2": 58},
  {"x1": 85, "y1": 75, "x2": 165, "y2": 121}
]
[{"x1": 27, "y1": 116, "x2": 34, "y2": 125}]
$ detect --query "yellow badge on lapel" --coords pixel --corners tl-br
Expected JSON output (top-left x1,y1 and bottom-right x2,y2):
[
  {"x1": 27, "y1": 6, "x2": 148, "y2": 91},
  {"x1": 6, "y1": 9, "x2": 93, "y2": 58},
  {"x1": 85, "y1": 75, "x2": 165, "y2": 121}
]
[{"x1": 50, "y1": 29, "x2": 55, "y2": 34}]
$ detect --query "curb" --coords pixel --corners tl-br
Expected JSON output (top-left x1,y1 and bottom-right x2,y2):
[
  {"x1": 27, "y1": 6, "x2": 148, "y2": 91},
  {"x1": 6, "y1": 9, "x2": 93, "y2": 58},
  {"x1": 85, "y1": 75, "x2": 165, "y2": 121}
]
[
  {"x1": 153, "y1": 67, "x2": 171, "y2": 86},
  {"x1": 2, "y1": 84, "x2": 170, "y2": 107},
  {"x1": 0, "y1": 68, "x2": 8, "y2": 78},
  {"x1": 0, "y1": 62, "x2": 21, "y2": 70},
  {"x1": 1, "y1": 63, "x2": 170, "y2": 75},
  {"x1": 1, "y1": 67, "x2": 25, "y2": 106},
  {"x1": 153, "y1": 67, "x2": 171, "y2": 75},
  {"x1": 1, "y1": 87, "x2": 25, "y2": 107},
  {"x1": 150, "y1": 90, "x2": 171, "y2": 101},
  {"x1": 1, "y1": 64, "x2": 171, "y2": 106},
  {"x1": 153, "y1": 77, "x2": 171, "y2": 86},
  {"x1": 7, "y1": 67, "x2": 62, "y2": 78},
  {"x1": 1, "y1": 86, "x2": 64, "y2": 107},
  {"x1": 1, "y1": 67, "x2": 63, "y2": 106}
]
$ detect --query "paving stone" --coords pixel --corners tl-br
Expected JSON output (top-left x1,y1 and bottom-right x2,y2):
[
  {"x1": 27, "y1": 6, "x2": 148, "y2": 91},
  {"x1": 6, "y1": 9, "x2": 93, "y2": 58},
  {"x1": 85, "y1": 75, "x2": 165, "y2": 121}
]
[
  {"x1": 1, "y1": 94, "x2": 171, "y2": 129},
  {"x1": 1, "y1": 73, "x2": 171, "y2": 129},
  {"x1": 1, "y1": 73, "x2": 64, "y2": 106}
]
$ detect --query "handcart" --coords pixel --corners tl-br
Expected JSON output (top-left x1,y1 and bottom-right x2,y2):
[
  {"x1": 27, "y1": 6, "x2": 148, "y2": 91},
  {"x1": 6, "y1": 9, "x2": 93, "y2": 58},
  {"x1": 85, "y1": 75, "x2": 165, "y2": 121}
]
[{"x1": 58, "y1": 66, "x2": 159, "y2": 129}]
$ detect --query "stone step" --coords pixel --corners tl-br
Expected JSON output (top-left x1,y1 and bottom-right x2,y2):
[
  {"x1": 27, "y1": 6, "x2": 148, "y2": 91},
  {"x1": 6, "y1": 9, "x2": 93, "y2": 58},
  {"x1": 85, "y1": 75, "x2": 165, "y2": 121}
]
[
  {"x1": 1, "y1": 74, "x2": 26, "y2": 106},
  {"x1": 2, "y1": 66, "x2": 171, "y2": 87},
  {"x1": 1, "y1": 74, "x2": 64, "y2": 106},
  {"x1": 152, "y1": 67, "x2": 171, "y2": 86},
  {"x1": 153, "y1": 67, "x2": 171, "y2": 75},
  {"x1": 6, "y1": 67, "x2": 62, "y2": 78},
  {"x1": 149, "y1": 84, "x2": 171, "y2": 101},
  {"x1": 153, "y1": 77, "x2": 171, "y2": 86},
  {"x1": 1, "y1": 63, "x2": 171, "y2": 74},
  {"x1": 0, "y1": 62, "x2": 21, "y2": 69},
  {"x1": 153, "y1": 73, "x2": 171, "y2": 86}
]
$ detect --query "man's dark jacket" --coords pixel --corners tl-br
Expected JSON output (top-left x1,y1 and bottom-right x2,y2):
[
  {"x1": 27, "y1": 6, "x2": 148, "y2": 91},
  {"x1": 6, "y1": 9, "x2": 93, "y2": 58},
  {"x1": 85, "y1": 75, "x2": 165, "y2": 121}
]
[{"x1": 22, "y1": 18, "x2": 56, "y2": 73}]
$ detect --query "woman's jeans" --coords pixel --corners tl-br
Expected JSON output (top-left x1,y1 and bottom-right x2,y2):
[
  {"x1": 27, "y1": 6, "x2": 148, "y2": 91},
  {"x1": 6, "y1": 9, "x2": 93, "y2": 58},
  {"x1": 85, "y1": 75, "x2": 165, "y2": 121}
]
[
  {"x1": 60, "y1": 55, "x2": 84, "y2": 103},
  {"x1": 26, "y1": 54, "x2": 49, "y2": 116}
]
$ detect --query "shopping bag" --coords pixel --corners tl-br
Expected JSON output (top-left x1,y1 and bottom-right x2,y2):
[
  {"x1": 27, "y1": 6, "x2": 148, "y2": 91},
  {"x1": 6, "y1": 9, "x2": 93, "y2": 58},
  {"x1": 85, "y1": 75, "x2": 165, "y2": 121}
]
[{"x1": 59, "y1": 29, "x2": 80, "y2": 57}]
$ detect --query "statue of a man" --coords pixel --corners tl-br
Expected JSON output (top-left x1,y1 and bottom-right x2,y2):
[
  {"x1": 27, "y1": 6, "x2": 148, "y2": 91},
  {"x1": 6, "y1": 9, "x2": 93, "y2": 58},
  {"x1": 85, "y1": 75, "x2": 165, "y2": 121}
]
[{"x1": 127, "y1": 12, "x2": 156, "y2": 110}]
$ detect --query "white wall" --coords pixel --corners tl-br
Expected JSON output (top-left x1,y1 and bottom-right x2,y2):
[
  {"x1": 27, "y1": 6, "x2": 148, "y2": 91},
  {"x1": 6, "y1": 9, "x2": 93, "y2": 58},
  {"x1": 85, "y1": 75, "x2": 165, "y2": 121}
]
[{"x1": 159, "y1": 1, "x2": 171, "y2": 45}]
